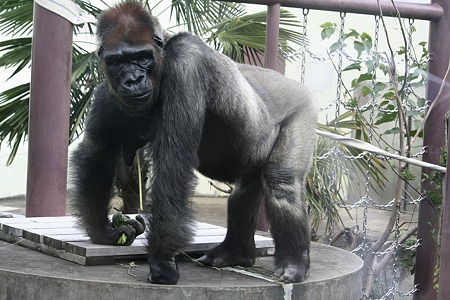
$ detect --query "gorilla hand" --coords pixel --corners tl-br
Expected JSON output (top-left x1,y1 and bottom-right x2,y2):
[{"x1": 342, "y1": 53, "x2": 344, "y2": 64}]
[{"x1": 91, "y1": 215, "x2": 146, "y2": 246}]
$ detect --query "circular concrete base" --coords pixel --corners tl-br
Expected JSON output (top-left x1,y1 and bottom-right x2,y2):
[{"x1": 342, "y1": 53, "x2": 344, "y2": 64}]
[{"x1": 0, "y1": 241, "x2": 362, "y2": 299}]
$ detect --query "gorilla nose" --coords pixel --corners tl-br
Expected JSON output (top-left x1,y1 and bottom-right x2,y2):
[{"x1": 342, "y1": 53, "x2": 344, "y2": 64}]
[{"x1": 124, "y1": 74, "x2": 145, "y2": 88}]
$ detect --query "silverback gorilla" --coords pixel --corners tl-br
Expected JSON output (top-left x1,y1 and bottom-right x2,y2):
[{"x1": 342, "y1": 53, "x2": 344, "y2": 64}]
[{"x1": 71, "y1": 1, "x2": 318, "y2": 285}]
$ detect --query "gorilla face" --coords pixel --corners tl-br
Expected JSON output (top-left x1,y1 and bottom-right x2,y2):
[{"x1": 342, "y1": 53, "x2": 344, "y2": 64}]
[
  {"x1": 102, "y1": 44, "x2": 154, "y2": 112},
  {"x1": 101, "y1": 40, "x2": 164, "y2": 116}
]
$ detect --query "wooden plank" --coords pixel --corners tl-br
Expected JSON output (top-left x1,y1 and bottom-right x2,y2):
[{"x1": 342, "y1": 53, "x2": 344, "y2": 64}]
[
  {"x1": 0, "y1": 216, "x2": 73, "y2": 225},
  {"x1": 0, "y1": 217, "x2": 274, "y2": 266},
  {"x1": 64, "y1": 233, "x2": 273, "y2": 258},
  {"x1": 1, "y1": 224, "x2": 24, "y2": 237},
  {"x1": 1, "y1": 221, "x2": 77, "y2": 237},
  {"x1": 193, "y1": 222, "x2": 224, "y2": 229},
  {"x1": 0, "y1": 218, "x2": 218, "y2": 234},
  {"x1": 0, "y1": 230, "x2": 88, "y2": 265},
  {"x1": 24, "y1": 227, "x2": 83, "y2": 236},
  {"x1": 194, "y1": 228, "x2": 227, "y2": 236},
  {"x1": 65, "y1": 240, "x2": 148, "y2": 257},
  {"x1": 44, "y1": 234, "x2": 89, "y2": 249},
  {"x1": 22, "y1": 227, "x2": 83, "y2": 243},
  {"x1": 3, "y1": 221, "x2": 76, "y2": 229},
  {"x1": 40, "y1": 224, "x2": 229, "y2": 250}
]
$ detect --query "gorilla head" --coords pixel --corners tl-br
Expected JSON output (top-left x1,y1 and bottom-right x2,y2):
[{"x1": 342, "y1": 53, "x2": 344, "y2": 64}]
[{"x1": 96, "y1": 2, "x2": 166, "y2": 115}]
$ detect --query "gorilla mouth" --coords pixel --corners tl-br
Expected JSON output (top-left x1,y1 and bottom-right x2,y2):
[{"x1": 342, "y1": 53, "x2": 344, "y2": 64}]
[{"x1": 123, "y1": 91, "x2": 152, "y2": 105}]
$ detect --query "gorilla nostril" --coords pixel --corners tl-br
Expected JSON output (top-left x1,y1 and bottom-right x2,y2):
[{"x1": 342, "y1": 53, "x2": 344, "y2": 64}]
[
  {"x1": 136, "y1": 74, "x2": 145, "y2": 85},
  {"x1": 123, "y1": 74, "x2": 145, "y2": 88}
]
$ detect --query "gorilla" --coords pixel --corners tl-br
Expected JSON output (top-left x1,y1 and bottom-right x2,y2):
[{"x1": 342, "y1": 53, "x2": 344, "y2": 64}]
[{"x1": 71, "y1": 1, "x2": 317, "y2": 285}]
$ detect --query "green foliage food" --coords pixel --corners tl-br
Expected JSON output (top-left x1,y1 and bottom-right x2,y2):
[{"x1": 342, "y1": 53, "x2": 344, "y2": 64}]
[{"x1": 112, "y1": 211, "x2": 130, "y2": 245}]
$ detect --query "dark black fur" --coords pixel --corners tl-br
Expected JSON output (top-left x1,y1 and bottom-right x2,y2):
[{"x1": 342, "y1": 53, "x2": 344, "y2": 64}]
[{"x1": 71, "y1": 1, "x2": 317, "y2": 285}]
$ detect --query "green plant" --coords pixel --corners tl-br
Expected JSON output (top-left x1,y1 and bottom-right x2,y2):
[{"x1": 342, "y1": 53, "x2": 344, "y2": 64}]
[
  {"x1": 318, "y1": 20, "x2": 431, "y2": 296},
  {"x1": 319, "y1": 22, "x2": 428, "y2": 141}
]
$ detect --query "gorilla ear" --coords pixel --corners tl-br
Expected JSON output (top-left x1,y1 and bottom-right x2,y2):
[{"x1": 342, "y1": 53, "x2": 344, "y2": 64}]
[
  {"x1": 151, "y1": 16, "x2": 172, "y2": 48},
  {"x1": 153, "y1": 36, "x2": 164, "y2": 48}
]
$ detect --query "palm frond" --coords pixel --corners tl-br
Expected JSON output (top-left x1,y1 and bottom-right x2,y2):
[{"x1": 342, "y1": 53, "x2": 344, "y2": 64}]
[
  {"x1": 0, "y1": 83, "x2": 29, "y2": 165},
  {"x1": 69, "y1": 45, "x2": 102, "y2": 142},
  {"x1": 0, "y1": 37, "x2": 32, "y2": 79},
  {"x1": 205, "y1": 10, "x2": 307, "y2": 64},
  {"x1": 169, "y1": 0, "x2": 245, "y2": 35},
  {"x1": 0, "y1": 0, "x2": 33, "y2": 37}
]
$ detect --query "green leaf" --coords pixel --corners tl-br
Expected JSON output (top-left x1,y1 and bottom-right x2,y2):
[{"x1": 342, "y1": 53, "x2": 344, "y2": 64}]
[
  {"x1": 343, "y1": 63, "x2": 362, "y2": 72},
  {"x1": 112, "y1": 211, "x2": 130, "y2": 229},
  {"x1": 397, "y1": 46, "x2": 406, "y2": 55},
  {"x1": 361, "y1": 86, "x2": 372, "y2": 96},
  {"x1": 351, "y1": 73, "x2": 373, "y2": 87},
  {"x1": 382, "y1": 91, "x2": 396, "y2": 99},
  {"x1": 383, "y1": 127, "x2": 400, "y2": 135},
  {"x1": 379, "y1": 63, "x2": 388, "y2": 75},
  {"x1": 118, "y1": 233, "x2": 127, "y2": 245},
  {"x1": 345, "y1": 29, "x2": 359, "y2": 39},
  {"x1": 376, "y1": 113, "x2": 398, "y2": 125},
  {"x1": 417, "y1": 97, "x2": 426, "y2": 108},
  {"x1": 361, "y1": 32, "x2": 372, "y2": 51},
  {"x1": 0, "y1": 38, "x2": 32, "y2": 79},
  {"x1": 0, "y1": 0, "x2": 34, "y2": 36},
  {"x1": 373, "y1": 82, "x2": 387, "y2": 93},
  {"x1": 319, "y1": 22, "x2": 335, "y2": 28},
  {"x1": 321, "y1": 27, "x2": 335, "y2": 40},
  {"x1": 0, "y1": 83, "x2": 30, "y2": 165},
  {"x1": 353, "y1": 41, "x2": 364, "y2": 58},
  {"x1": 206, "y1": 10, "x2": 306, "y2": 63}
]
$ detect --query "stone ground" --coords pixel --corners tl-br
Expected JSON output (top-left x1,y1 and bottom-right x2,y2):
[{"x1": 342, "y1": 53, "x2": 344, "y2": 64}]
[{"x1": 0, "y1": 195, "x2": 368, "y2": 299}]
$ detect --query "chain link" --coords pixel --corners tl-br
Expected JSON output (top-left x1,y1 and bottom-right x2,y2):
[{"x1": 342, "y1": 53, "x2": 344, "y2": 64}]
[
  {"x1": 326, "y1": 11, "x2": 347, "y2": 241},
  {"x1": 281, "y1": 9, "x2": 426, "y2": 299},
  {"x1": 300, "y1": 9, "x2": 309, "y2": 84}
]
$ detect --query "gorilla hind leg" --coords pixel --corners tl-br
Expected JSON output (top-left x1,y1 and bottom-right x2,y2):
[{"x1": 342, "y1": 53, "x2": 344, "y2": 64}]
[
  {"x1": 262, "y1": 113, "x2": 314, "y2": 283},
  {"x1": 197, "y1": 175, "x2": 262, "y2": 267}
]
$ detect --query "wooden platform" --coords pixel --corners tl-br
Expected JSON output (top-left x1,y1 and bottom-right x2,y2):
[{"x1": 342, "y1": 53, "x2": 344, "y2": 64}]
[{"x1": 0, "y1": 216, "x2": 274, "y2": 265}]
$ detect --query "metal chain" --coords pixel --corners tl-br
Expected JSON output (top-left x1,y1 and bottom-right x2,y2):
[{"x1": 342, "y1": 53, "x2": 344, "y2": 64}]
[
  {"x1": 300, "y1": 9, "x2": 309, "y2": 84},
  {"x1": 361, "y1": 15, "x2": 380, "y2": 251},
  {"x1": 288, "y1": 10, "x2": 426, "y2": 299},
  {"x1": 327, "y1": 11, "x2": 346, "y2": 242}
]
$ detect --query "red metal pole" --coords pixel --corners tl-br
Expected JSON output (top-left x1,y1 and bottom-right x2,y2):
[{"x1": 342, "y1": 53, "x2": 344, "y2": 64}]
[
  {"x1": 26, "y1": 2, "x2": 72, "y2": 217},
  {"x1": 414, "y1": 0, "x2": 450, "y2": 299},
  {"x1": 256, "y1": 3, "x2": 281, "y2": 232},
  {"x1": 219, "y1": 0, "x2": 443, "y2": 21},
  {"x1": 264, "y1": 3, "x2": 281, "y2": 71},
  {"x1": 440, "y1": 125, "x2": 450, "y2": 300}
]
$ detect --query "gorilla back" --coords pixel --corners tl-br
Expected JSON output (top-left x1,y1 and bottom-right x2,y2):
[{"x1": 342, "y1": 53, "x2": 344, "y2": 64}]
[{"x1": 70, "y1": 1, "x2": 318, "y2": 285}]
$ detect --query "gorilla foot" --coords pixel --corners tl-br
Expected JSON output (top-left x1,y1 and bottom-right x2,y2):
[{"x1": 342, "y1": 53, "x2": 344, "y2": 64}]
[
  {"x1": 274, "y1": 254, "x2": 310, "y2": 283},
  {"x1": 196, "y1": 244, "x2": 256, "y2": 268},
  {"x1": 148, "y1": 258, "x2": 179, "y2": 285},
  {"x1": 90, "y1": 215, "x2": 146, "y2": 246}
]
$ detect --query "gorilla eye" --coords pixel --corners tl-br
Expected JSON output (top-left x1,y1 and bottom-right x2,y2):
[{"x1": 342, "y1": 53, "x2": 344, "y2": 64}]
[
  {"x1": 153, "y1": 36, "x2": 163, "y2": 48},
  {"x1": 105, "y1": 55, "x2": 124, "y2": 69},
  {"x1": 141, "y1": 58, "x2": 151, "y2": 64}
]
